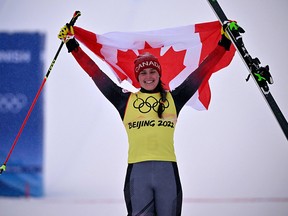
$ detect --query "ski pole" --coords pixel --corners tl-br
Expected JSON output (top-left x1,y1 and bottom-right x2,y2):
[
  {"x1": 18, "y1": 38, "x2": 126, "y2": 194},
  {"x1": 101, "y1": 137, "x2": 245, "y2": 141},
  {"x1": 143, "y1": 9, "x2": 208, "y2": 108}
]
[{"x1": 0, "y1": 11, "x2": 81, "y2": 175}]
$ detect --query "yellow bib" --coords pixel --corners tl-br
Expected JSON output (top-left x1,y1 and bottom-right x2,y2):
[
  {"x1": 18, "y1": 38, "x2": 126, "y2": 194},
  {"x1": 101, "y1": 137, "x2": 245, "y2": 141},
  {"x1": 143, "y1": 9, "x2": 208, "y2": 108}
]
[{"x1": 123, "y1": 92, "x2": 177, "y2": 163}]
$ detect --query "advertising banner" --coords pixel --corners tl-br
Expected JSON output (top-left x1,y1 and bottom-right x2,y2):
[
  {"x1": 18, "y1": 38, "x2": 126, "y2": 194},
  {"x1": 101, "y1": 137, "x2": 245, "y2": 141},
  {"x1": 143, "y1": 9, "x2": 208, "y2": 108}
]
[{"x1": 0, "y1": 32, "x2": 45, "y2": 197}]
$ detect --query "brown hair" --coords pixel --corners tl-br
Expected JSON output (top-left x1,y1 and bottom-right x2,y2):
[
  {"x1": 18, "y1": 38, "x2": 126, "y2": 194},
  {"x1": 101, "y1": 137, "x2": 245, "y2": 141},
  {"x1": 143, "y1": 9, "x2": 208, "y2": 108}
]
[{"x1": 157, "y1": 82, "x2": 167, "y2": 119}]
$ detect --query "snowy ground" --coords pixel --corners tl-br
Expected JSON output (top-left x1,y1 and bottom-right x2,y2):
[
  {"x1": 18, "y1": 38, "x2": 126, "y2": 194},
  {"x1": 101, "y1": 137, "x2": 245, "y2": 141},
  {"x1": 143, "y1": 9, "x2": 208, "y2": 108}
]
[{"x1": 1, "y1": 196, "x2": 288, "y2": 216}]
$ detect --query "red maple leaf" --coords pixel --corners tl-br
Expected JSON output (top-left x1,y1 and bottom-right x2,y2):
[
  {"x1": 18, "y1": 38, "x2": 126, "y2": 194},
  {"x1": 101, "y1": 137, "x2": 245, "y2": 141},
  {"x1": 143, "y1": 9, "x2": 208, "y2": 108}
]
[{"x1": 115, "y1": 42, "x2": 186, "y2": 90}]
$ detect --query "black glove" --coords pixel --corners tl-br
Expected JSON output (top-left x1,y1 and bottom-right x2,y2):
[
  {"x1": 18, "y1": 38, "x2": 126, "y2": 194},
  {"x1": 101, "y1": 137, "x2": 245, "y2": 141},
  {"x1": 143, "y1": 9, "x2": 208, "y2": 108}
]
[
  {"x1": 66, "y1": 38, "x2": 79, "y2": 53},
  {"x1": 218, "y1": 34, "x2": 232, "y2": 51}
]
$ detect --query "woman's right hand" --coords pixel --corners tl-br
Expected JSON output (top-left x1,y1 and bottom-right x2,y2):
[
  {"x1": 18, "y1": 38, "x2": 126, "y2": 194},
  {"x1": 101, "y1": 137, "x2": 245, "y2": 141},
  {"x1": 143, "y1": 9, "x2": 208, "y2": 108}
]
[{"x1": 58, "y1": 24, "x2": 74, "y2": 43}]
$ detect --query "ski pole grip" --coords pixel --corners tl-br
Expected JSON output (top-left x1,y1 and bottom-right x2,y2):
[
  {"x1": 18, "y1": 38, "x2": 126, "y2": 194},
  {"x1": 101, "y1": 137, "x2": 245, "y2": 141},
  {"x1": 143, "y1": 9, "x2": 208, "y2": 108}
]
[{"x1": 69, "y1": 11, "x2": 81, "y2": 27}]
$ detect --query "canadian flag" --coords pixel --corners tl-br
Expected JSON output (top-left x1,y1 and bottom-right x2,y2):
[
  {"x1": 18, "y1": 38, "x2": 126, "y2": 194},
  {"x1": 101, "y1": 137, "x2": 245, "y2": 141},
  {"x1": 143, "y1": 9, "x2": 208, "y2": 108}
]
[{"x1": 74, "y1": 21, "x2": 235, "y2": 110}]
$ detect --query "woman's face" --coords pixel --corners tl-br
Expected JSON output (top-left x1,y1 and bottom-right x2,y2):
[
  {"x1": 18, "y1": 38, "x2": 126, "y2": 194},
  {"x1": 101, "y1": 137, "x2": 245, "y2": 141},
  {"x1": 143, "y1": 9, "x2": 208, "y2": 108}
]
[{"x1": 138, "y1": 68, "x2": 160, "y2": 91}]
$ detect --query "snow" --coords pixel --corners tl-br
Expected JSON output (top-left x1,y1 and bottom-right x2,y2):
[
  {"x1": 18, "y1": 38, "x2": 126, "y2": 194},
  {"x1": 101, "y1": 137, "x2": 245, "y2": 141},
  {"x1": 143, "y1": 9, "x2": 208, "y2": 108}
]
[{"x1": 1, "y1": 197, "x2": 288, "y2": 216}]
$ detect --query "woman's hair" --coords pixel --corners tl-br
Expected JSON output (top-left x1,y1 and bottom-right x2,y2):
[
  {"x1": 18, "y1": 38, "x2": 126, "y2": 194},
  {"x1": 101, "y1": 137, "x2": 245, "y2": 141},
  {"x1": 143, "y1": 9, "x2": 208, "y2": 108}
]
[{"x1": 157, "y1": 82, "x2": 167, "y2": 119}]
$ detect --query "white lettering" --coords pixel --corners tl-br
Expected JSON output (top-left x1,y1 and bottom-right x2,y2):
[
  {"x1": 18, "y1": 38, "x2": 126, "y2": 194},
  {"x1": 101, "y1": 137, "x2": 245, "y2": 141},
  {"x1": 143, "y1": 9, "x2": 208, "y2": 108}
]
[
  {"x1": 0, "y1": 50, "x2": 31, "y2": 63},
  {"x1": 135, "y1": 60, "x2": 160, "y2": 73}
]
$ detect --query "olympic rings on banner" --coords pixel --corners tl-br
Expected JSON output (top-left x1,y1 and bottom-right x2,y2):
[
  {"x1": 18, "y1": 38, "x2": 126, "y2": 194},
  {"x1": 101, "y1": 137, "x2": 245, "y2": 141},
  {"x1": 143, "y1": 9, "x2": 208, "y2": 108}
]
[
  {"x1": 0, "y1": 93, "x2": 28, "y2": 114},
  {"x1": 133, "y1": 96, "x2": 169, "y2": 114}
]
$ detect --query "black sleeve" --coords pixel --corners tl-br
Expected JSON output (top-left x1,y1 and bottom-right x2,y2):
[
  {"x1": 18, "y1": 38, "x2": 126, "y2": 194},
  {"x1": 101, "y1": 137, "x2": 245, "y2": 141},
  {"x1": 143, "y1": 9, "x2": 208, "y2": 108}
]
[
  {"x1": 91, "y1": 74, "x2": 130, "y2": 120},
  {"x1": 70, "y1": 44, "x2": 130, "y2": 120}
]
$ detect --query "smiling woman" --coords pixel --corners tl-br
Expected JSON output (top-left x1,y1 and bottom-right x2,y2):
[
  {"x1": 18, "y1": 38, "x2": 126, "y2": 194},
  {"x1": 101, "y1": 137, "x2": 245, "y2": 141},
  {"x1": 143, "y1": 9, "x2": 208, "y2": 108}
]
[
  {"x1": 138, "y1": 68, "x2": 160, "y2": 91},
  {"x1": 57, "y1": 19, "x2": 232, "y2": 215}
]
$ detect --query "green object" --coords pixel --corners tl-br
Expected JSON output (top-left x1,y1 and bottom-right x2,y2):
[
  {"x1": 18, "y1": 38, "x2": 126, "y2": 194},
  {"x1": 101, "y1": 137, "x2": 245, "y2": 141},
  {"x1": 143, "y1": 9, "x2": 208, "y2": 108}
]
[
  {"x1": 229, "y1": 22, "x2": 239, "y2": 31},
  {"x1": 254, "y1": 73, "x2": 267, "y2": 82},
  {"x1": 0, "y1": 164, "x2": 6, "y2": 174}
]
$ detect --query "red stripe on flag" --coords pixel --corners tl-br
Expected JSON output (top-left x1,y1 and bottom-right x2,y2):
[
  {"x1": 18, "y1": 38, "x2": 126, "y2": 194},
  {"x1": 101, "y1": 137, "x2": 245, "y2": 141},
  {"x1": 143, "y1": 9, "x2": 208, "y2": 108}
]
[
  {"x1": 195, "y1": 21, "x2": 236, "y2": 109},
  {"x1": 74, "y1": 26, "x2": 104, "y2": 59}
]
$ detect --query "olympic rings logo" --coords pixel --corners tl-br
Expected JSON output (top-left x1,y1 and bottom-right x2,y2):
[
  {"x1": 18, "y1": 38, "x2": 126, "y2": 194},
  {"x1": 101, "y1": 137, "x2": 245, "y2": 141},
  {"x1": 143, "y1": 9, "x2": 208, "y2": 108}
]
[
  {"x1": 0, "y1": 93, "x2": 28, "y2": 114},
  {"x1": 133, "y1": 96, "x2": 169, "y2": 114}
]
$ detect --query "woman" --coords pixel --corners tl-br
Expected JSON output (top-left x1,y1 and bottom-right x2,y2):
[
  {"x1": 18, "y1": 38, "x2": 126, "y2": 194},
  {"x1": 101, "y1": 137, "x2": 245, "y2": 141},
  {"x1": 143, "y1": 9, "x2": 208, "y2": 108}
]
[{"x1": 58, "y1": 24, "x2": 231, "y2": 215}]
